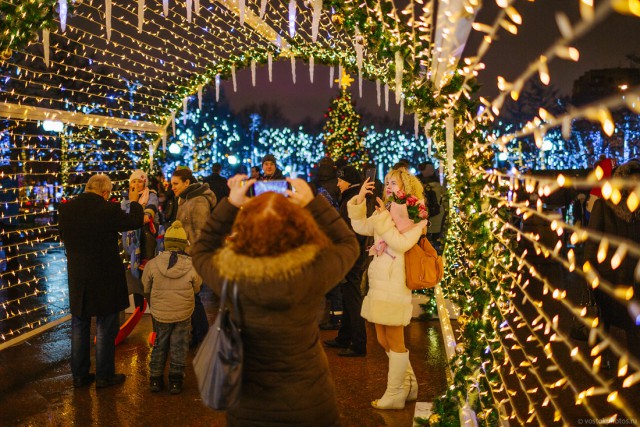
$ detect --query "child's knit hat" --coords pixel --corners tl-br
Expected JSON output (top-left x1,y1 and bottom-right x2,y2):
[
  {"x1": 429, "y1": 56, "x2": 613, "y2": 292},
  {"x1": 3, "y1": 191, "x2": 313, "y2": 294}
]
[{"x1": 164, "y1": 220, "x2": 188, "y2": 251}]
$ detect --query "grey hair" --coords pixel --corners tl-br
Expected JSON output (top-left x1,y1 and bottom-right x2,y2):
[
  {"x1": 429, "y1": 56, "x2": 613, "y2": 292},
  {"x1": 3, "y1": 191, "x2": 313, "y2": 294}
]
[{"x1": 85, "y1": 174, "x2": 113, "y2": 195}]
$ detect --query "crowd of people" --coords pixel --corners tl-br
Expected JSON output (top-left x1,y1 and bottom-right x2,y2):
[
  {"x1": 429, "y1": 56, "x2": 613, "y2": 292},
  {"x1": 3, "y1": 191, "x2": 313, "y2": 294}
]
[{"x1": 59, "y1": 153, "x2": 450, "y2": 423}]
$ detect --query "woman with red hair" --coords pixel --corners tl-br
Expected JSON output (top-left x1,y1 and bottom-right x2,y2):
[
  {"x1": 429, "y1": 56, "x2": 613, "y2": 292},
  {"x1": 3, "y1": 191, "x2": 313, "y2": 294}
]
[{"x1": 192, "y1": 175, "x2": 359, "y2": 426}]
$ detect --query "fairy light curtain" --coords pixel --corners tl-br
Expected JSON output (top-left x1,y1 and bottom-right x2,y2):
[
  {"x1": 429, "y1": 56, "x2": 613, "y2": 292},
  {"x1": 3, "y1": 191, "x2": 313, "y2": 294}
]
[{"x1": 1, "y1": 0, "x2": 640, "y2": 424}]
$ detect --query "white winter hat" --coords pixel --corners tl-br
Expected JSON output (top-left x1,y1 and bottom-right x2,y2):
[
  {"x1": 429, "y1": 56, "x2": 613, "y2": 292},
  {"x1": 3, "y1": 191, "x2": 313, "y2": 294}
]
[{"x1": 129, "y1": 169, "x2": 148, "y2": 184}]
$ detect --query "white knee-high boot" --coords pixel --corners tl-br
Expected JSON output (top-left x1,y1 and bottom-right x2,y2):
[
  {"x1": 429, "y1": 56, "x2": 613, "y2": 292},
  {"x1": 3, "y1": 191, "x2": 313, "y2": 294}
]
[
  {"x1": 372, "y1": 350, "x2": 410, "y2": 410},
  {"x1": 386, "y1": 351, "x2": 418, "y2": 402},
  {"x1": 405, "y1": 360, "x2": 418, "y2": 402}
]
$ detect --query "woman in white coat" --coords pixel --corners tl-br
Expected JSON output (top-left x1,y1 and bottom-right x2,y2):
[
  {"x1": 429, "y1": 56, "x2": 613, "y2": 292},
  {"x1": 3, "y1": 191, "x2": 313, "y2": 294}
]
[{"x1": 347, "y1": 168, "x2": 425, "y2": 410}]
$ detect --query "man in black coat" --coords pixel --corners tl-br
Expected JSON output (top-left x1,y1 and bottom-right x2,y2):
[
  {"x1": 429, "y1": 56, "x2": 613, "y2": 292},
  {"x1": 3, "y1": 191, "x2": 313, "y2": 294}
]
[
  {"x1": 324, "y1": 165, "x2": 370, "y2": 357},
  {"x1": 59, "y1": 174, "x2": 144, "y2": 389},
  {"x1": 202, "y1": 162, "x2": 230, "y2": 203}
]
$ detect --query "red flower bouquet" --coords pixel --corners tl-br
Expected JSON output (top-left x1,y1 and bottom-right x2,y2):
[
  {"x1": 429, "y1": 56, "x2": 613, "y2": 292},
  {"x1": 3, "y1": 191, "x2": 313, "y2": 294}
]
[{"x1": 388, "y1": 190, "x2": 428, "y2": 224}]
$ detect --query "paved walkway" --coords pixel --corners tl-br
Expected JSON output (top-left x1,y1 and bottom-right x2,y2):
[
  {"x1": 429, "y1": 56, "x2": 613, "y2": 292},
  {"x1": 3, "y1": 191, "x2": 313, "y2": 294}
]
[{"x1": 0, "y1": 288, "x2": 449, "y2": 427}]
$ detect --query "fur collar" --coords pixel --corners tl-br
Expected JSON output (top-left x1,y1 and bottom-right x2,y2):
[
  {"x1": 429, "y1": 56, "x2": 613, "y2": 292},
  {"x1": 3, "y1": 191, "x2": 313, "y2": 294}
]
[{"x1": 213, "y1": 244, "x2": 320, "y2": 283}]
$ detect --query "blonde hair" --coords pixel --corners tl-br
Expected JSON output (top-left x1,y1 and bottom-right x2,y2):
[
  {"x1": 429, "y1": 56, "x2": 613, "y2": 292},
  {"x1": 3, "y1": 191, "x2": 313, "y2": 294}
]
[{"x1": 384, "y1": 168, "x2": 424, "y2": 202}]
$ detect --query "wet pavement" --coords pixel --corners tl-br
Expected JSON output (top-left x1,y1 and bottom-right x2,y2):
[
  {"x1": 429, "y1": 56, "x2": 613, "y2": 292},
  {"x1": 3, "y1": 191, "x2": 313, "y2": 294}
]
[{"x1": 0, "y1": 286, "x2": 449, "y2": 427}]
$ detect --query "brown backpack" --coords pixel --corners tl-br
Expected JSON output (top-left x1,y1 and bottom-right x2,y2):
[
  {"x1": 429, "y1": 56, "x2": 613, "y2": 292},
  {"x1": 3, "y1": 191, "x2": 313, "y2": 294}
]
[{"x1": 405, "y1": 236, "x2": 444, "y2": 290}]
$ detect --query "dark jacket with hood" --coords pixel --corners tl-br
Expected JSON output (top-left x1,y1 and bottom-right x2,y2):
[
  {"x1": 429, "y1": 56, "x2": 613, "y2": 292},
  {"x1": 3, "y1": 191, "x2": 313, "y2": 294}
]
[
  {"x1": 176, "y1": 182, "x2": 216, "y2": 254},
  {"x1": 192, "y1": 196, "x2": 359, "y2": 427},
  {"x1": 585, "y1": 160, "x2": 640, "y2": 343},
  {"x1": 315, "y1": 164, "x2": 340, "y2": 205},
  {"x1": 59, "y1": 192, "x2": 143, "y2": 317}
]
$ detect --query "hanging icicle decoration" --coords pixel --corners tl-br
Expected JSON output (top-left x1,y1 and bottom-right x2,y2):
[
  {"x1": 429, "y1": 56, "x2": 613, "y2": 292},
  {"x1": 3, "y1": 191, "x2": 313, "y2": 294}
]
[
  {"x1": 425, "y1": 122, "x2": 432, "y2": 157},
  {"x1": 395, "y1": 51, "x2": 403, "y2": 104},
  {"x1": 106, "y1": 0, "x2": 112, "y2": 41},
  {"x1": 376, "y1": 80, "x2": 381, "y2": 106},
  {"x1": 289, "y1": 0, "x2": 297, "y2": 38},
  {"x1": 414, "y1": 113, "x2": 419, "y2": 138},
  {"x1": 171, "y1": 110, "x2": 176, "y2": 136},
  {"x1": 239, "y1": 0, "x2": 246, "y2": 26},
  {"x1": 215, "y1": 74, "x2": 221, "y2": 101},
  {"x1": 163, "y1": 0, "x2": 169, "y2": 17},
  {"x1": 59, "y1": 0, "x2": 68, "y2": 32},
  {"x1": 231, "y1": 65, "x2": 237, "y2": 92},
  {"x1": 260, "y1": 0, "x2": 267, "y2": 18},
  {"x1": 43, "y1": 29, "x2": 50, "y2": 68},
  {"x1": 399, "y1": 99, "x2": 404, "y2": 125},
  {"x1": 311, "y1": 0, "x2": 322, "y2": 42},
  {"x1": 329, "y1": 66, "x2": 335, "y2": 88},
  {"x1": 186, "y1": 0, "x2": 193, "y2": 22},
  {"x1": 309, "y1": 55, "x2": 314, "y2": 83},
  {"x1": 384, "y1": 83, "x2": 389, "y2": 112},
  {"x1": 198, "y1": 85, "x2": 203, "y2": 109},
  {"x1": 162, "y1": 134, "x2": 167, "y2": 152},
  {"x1": 291, "y1": 56, "x2": 296, "y2": 84},
  {"x1": 183, "y1": 97, "x2": 188, "y2": 125},
  {"x1": 251, "y1": 60, "x2": 256, "y2": 86},
  {"x1": 358, "y1": 70, "x2": 362, "y2": 98},
  {"x1": 138, "y1": 0, "x2": 144, "y2": 33},
  {"x1": 194, "y1": 0, "x2": 200, "y2": 15},
  {"x1": 268, "y1": 52, "x2": 273, "y2": 82}
]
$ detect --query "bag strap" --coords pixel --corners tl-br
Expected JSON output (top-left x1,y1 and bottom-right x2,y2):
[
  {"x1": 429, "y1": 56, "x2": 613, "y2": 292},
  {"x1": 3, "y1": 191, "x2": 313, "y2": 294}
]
[{"x1": 219, "y1": 279, "x2": 243, "y2": 330}]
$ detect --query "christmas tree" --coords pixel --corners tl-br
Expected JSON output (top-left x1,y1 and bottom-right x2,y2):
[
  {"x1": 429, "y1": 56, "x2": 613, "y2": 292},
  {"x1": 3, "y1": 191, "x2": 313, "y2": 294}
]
[{"x1": 322, "y1": 71, "x2": 369, "y2": 168}]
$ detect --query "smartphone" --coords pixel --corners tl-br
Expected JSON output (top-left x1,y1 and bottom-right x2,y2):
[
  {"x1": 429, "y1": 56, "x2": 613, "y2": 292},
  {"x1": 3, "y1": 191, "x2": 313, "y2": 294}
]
[
  {"x1": 248, "y1": 180, "x2": 292, "y2": 197},
  {"x1": 365, "y1": 168, "x2": 376, "y2": 182}
]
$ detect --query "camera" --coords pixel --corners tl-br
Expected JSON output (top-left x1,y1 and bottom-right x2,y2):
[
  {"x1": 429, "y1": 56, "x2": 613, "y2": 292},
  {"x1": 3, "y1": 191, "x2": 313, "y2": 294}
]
[{"x1": 248, "y1": 180, "x2": 292, "y2": 197}]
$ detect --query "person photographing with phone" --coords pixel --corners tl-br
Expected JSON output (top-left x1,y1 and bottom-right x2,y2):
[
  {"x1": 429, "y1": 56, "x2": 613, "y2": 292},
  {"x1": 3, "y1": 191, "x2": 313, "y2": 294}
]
[{"x1": 191, "y1": 175, "x2": 359, "y2": 426}]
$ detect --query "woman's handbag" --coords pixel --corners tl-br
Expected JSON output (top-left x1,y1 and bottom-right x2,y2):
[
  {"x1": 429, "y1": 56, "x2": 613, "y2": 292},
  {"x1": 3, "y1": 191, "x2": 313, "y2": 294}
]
[
  {"x1": 193, "y1": 280, "x2": 243, "y2": 410},
  {"x1": 569, "y1": 285, "x2": 599, "y2": 341},
  {"x1": 405, "y1": 235, "x2": 444, "y2": 290}
]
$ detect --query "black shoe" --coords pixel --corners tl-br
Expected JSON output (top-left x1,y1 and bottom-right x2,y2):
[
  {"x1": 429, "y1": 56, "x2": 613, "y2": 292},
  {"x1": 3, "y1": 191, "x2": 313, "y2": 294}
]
[
  {"x1": 150, "y1": 376, "x2": 164, "y2": 392},
  {"x1": 338, "y1": 348, "x2": 366, "y2": 357},
  {"x1": 73, "y1": 373, "x2": 95, "y2": 388},
  {"x1": 96, "y1": 373, "x2": 126, "y2": 389},
  {"x1": 169, "y1": 375, "x2": 183, "y2": 395},
  {"x1": 323, "y1": 339, "x2": 349, "y2": 349},
  {"x1": 319, "y1": 322, "x2": 341, "y2": 331}
]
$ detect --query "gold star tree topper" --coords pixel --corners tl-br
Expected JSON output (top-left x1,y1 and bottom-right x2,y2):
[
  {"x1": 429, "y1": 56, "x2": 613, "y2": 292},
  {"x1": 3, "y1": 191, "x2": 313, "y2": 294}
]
[{"x1": 335, "y1": 70, "x2": 355, "y2": 89}]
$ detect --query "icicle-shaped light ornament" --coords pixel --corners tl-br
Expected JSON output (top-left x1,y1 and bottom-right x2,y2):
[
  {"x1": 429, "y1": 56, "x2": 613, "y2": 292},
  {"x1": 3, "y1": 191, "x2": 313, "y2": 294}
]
[
  {"x1": 330, "y1": 66, "x2": 335, "y2": 88},
  {"x1": 106, "y1": 0, "x2": 112, "y2": 41},
  {"x1": 43, "y1": 29, "x2": 50, "y2": 68},
  {"x1": 309, "y1": 55, "x2": 314, "y2": 83},
  {"x1": 171, "y1": 110, "x2": 176, "y2": 136},
  {"x1": 231, "y1": 65, "x2": 237, "y2": 92},
  {"x1": 138, "y1": 0, "x2": 144, "y2": 32},
  {"x1": 59, "y1": 0, "x2": 68, "y2": 32},
  {"x1": 399, "y1": 99, "x2": 404, "y2": 125},
  {"x1": 376, "y1": 80, "x2": 381, "y2": 106},
  {"x1": 198, "y1": 85, "x2": 203, "y2": 109},
  {"x1": 384, "y1": 83, "x2": 389, "y2": 112},
  {"x1": 311, "y1": 0, "x2": 322, "y2": 42},
  {"x1": 260, "y1": 0, "x2": 267, "y2": 18},
  {"x1": 187, "y1": 0, "x2": 193, "y2": 22},
  {"x1": 289, "y1": 0, "x2": 297, "y2": 38},
  {"x1": 194, "y1": 0, "x2": 200, "y2": 15},
  {"x1": 251, "y1": 60, "x2": 256, "y2": 86},
  {"x1": 183, "y1": 97, "x2": 188, "y2": 125},
  {"x1": 291, "y1": 56, "x2": 296, "y2": 84},
  {"x1": 215, "y1": 74, "x2": 220, "y2": 101},
  {"x1": 395, "y1": 51, "x2": 403, "y2": 104},
  {"x1": 268, "y1": 52, "x2": 273, "y2": 82},
  {"x1": 414, "y1": 113, "x2": 419, "y2": 138},
  {"x1": 163, "y1": 0, "x2": 169, "y2": 17},
  {"x1": 358, "y1": 70, "x2": 362, "y2": 98},
  {"x1": 162, "y1": 134, "x2": 167, "y2": 152},
  {"x1": 239, "y1": 0, "x2": 246, "y2": 26}
]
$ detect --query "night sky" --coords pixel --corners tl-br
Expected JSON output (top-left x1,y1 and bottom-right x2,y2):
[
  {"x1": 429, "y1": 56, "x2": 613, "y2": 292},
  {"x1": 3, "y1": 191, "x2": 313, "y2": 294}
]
[{"x1": 219, "y1": 0, "x2": 640, "y2": 126}]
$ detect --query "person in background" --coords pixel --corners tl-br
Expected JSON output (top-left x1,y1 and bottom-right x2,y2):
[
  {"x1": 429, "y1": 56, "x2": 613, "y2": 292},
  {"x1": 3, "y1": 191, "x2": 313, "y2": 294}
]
[
  {"x1": 586, "y1": 156, "x2": 616, "y2": 218},
  {"x1": 584, "y1": 159, "x2": 640, "y2": 363},
  {"x1": 259, "y1": 154, "x2": 285, "y2": 181},
  {"x1": 324, "y1": 165, "x2": 370, "y2": 357},
  {"x1": 192, "y1": 175, "x2": 359, "y2": 426},
  {"x1": 142, "y1": 220, "x2": 202, "y2": 395},
  {"x1": 347, "y1": 168, "x2": 425, "y2": 409},
  {"x1": 59, "y1": 174, "x2": 144, "y2": 389},
  {"x1": 417, "y1": 161, "x2": 446, "y2": 245},
  {"x1": 203, "y1": 163, "x2": 230, "y2": 203},
  {"x1": 250, "y1": 166, "x2": 261, "y2": 180},
  {"x1": 170, "y1": 167, "x2": 217, "y2": 348}
]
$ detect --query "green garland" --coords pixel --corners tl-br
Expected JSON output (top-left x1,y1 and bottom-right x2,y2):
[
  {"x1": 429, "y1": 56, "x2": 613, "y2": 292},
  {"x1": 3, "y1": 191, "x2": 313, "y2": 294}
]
[{"x1": 0, "y1": 0, "x2": 63, "y2": 55}]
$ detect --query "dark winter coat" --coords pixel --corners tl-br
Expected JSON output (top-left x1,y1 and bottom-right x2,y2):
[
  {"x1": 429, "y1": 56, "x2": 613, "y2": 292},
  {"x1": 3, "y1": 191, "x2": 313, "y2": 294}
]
[
  {"x1": 202, "y1": 173, "x2": 230, "y2": 203},
  {"x1": 59, "y1": 192, "x2": 144, "y2": 317},
  {"x1": 340, "y1": 184, "x2": 373, "y2": 273},
  {"x1": 176, "y1": 183, "x2": 216, "y2": 255},
  {"x1": 259, "y1": 168, "x2": 285, "y2": 181},
  {"x1": 584, "y1": 160, "x2": 640, "y2": 335},
  {"x1": 192, "y1": 196, "x2": 359, "y2": 427}
]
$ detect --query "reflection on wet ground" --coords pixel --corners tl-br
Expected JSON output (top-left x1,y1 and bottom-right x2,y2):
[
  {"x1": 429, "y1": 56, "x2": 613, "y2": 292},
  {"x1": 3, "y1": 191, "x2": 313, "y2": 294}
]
[{"x1": 0, "y1": 285, "x2": 450, "y2": 426}]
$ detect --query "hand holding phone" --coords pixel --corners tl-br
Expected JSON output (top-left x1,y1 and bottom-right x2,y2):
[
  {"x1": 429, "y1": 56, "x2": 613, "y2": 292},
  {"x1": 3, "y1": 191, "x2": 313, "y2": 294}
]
[{"x1": 248, "y1": 180, "x2": 292, "y2": 197}]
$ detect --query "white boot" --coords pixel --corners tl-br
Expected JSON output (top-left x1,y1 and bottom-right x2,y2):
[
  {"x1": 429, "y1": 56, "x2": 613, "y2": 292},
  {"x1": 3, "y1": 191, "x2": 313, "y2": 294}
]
[
  {"x1": 372, "y1": 350, "x2": 410, "y2": 410},
  {"x1": 405, "y1": 360, "x2": 418, "y2": 402}
]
